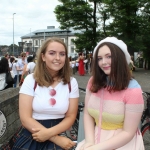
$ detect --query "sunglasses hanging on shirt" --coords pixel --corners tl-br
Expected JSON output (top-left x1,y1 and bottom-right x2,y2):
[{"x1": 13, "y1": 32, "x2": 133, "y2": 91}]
[{"x1": 49, "y1": 89, "x2": 56, "y2": 106}]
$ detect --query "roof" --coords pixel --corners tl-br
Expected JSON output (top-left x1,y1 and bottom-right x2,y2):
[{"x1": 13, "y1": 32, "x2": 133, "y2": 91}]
[{"x1": 21, "y1": 28, "x2": 81, "y2": 38}]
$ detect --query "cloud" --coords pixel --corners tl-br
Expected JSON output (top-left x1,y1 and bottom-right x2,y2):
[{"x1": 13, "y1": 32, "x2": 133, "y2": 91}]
[{"x1": 0, "y1": 0, "x2": 61, "y2": 46}]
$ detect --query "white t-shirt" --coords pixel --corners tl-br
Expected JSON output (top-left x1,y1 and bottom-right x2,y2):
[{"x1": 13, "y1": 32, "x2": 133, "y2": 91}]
[
  {"x1": 16, "y1": 59, "x2": 27, "y2": 75},
  {"x1": 76, "y1": 62, "x2": 79, "y2": 67},
  {"x1": 12, "y1": 62, "x2": 18, "y2": 76},
  {"x1": 9, "y1": 62, "x2": 12, "y2": 69},
  {"x1": 26, "y1": 62, "x2": 36, "y2": 73},
  {"x1": 19, "y1": 74, "x2": 79, "y2": 120}
]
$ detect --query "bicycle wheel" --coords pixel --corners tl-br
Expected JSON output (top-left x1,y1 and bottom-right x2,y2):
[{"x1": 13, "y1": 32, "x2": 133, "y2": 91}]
[{"x1": 141, "y1": 123, "x2": 150, "y2": 148}]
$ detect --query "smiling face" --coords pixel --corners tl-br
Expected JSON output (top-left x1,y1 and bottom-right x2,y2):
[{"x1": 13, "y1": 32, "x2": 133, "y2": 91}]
[
  {"x1": 97, "y1": 45, "x2": 111, "y2": 75},
  {"x1": 42, "y1": 41, "x2": 66, "y2": 76}
]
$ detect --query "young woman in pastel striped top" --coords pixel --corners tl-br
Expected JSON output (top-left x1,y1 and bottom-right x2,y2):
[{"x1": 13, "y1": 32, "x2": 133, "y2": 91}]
[{"x1": 76, "y1": 37, "x2": 144, "y2": 150}]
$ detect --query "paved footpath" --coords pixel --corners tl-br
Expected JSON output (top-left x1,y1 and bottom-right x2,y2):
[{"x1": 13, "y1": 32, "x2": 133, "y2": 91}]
[{"x1": 73, "y1": 68, "x2": 150, "y2": 150}]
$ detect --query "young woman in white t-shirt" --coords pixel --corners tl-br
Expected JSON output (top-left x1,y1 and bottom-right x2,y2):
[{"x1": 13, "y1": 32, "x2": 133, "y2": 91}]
[{"x1": 12, "y1": 37, "x2": 79, "y2": 150}]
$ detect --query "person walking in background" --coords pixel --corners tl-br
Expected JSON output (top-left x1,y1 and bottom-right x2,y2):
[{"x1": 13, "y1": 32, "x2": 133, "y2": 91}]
[
  {"x1": 12, "y1": 37, "x2": 79, "y2": 150},
  {"x1": 78, "y1": 52, "x2": 85, "y2": 76},
  {"x1": 69, "y1": 56, "x2": 73, "y2": 74},
  {"x1": 129, "y1": 55, "x2": 136, "y2": 74},
  {"x1": 19, "y1": 55, "x2": 36, "y2": 86},
  {"x1": 0, "y1": 57, "x2": 13, "y2": 90},
  {"x1": 69, "y1": 56, "x2": 76, "y2": 75},
  {"x1": 75, "y1": 60, "x2": 79, "y2": 73},
  {"x1": 89, "y1": 54, "x2": 93, "y2": 74},
  {"x1": 5, "y1": 53, "x2": 12, "y2": 70},
  {"x1": 10, "y1": 57, "x2": 18, "y2": 87},
  {"x1": 16, "y1": 52, "x2": 27, "y2": 83},
  {"x1": 26, "y1": 55, "x2": 36, "y2": 74},
  {"x1": 76, "y1": 37, "x2": 144, "y2": 150}
]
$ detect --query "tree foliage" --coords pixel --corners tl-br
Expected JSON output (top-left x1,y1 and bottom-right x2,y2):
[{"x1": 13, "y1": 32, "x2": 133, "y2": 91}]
[{"x1": 54, "y1": 0, "x2": 150, "y2": 68}]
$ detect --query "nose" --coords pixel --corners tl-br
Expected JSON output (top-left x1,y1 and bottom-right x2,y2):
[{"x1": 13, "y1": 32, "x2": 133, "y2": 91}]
[
  {"x1": 55, "y1": 53, "x2": 60, "y2": 60},
  {"x1": 102, "y1": 58, "x2": 107, "y2": 64}
]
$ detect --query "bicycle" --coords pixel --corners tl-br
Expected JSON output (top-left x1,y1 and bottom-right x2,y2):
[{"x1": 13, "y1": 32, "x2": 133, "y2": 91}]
[{"x1": 140, "y1": 91, "x2": 150, "y2": 147}]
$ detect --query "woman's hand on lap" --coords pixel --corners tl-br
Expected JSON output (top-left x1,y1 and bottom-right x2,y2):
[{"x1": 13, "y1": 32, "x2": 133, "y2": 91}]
[
  {"x1": 32, "y1": 127, "x2": 51, "y2": 142},
  {"x1": 50, "y1": 135, "x2": 76, "y2": 149}
]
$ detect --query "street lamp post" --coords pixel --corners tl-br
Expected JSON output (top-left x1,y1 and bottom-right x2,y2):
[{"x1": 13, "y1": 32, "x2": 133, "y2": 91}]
[{"x1": 13, "y1": 13, "x2": 16, "y2": 56}]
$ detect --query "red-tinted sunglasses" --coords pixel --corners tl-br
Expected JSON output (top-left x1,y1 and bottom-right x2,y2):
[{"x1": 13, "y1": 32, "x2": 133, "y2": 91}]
[{"x1": 49, "y1": 89, "x2": 56, "y2": 106}]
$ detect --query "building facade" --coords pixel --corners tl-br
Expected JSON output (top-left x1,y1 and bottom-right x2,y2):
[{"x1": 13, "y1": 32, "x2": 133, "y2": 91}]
[{"x1": 20, "y1": 26, "x2": 79, "y2": 57}]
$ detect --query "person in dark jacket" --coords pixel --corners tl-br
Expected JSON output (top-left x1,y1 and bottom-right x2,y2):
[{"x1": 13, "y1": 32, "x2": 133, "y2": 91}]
[{"x1": 0, "y1": 57, "x2": 13, "y2": 90}]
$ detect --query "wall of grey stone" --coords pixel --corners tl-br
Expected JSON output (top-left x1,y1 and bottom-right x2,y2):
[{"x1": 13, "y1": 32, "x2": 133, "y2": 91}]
[{"x1": 0, "y1": 87, "x2": 21, "y2": 146}]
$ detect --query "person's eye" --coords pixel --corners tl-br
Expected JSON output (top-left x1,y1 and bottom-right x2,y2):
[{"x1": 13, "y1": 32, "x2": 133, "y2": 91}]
[
  {"x1": 98, "y1": 57, "x2": 102, "y2": 61},
  {"x1": 49, "y1": 52, "x2": 55, "y2": 55},
  {"x1": 107, "y1": 55, "x2": 111, "y2": 59},
  {"x1": 60, "y1": 53, "x2": 65, "y2": 56}
]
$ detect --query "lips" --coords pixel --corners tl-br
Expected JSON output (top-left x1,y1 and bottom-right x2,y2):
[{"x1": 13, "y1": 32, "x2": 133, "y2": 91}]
[
  {"x1": 53, "y1": 62, "x2": 61, "y2": 65},
  {"x1": 103, "y1": 66, "x2": 110, "y2": 70}
]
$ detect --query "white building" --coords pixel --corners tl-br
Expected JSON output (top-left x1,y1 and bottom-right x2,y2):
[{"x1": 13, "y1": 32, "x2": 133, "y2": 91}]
[{"x1": 20, "y1": 26, "x2": 79, "y2": 57}]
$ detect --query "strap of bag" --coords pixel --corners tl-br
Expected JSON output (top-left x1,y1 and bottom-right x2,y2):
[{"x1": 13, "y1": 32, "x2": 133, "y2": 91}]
[
  {"x1": 68, "y1": 82, "x2": 71, "y2": 93},
  {"x1": 97, "y1": 89, "x2": 104, "y2": 143},
  {"x1": 34, "y1": 81, "x2": 37, "y2": 91}
]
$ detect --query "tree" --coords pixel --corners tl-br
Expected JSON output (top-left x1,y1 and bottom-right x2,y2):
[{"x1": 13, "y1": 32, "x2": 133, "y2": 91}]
[
  {"x1": 8, "y1": 44, "x2": 19, "y2": 56},
  {"x1": 139, "y1": 1, "x2": 150, "y2": 69},
  {"x1": 98, "y1": 0, "x2": 145, "y2": 55},
  {"x1": 55, "y1": 0, "x2": 150, "y2": 69}
]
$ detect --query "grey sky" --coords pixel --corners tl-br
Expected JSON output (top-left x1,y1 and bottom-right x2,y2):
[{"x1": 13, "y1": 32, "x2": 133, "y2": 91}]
[{"x1": 0, "y1": 0, "x2": 61, "y2": 45}]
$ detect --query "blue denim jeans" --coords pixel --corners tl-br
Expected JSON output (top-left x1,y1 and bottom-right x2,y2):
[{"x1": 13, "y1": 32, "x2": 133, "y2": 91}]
[{"x1": 13, "y1": 75, "x2": 18, "y2": 87}]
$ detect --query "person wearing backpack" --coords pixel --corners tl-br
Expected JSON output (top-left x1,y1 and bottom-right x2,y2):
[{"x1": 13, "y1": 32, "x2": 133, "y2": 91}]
[{"x1": 11, "y1": 37, "x2": 79, "y2": 150}]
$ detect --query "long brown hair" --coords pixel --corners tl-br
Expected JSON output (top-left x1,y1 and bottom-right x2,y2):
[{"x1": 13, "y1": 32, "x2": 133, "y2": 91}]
[
  {"x1": 90, "y1": 42, "x2": 131, "y2": 93},
  {"x1": 34, "y1": 37, "x2": 71, "y2": 87}
]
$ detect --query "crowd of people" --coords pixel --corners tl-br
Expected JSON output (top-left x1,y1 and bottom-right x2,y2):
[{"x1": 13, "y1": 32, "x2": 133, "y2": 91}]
[
  {"x1": 0, "y1": 52, "x2": 36, "y2": 90},
  {"x1": 1, "y1": 36, "x2": 144, "y2": 150}
]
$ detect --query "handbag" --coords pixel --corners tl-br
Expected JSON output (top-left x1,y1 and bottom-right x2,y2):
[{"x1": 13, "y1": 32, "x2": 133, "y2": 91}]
[
  {"x1": 0, "y1": 73, "x2": 6, "y2": 90},
  {"x1": 10, "y1": 70, "x2": 15, "y2": 78},
  {"x1": 6, "y1": 71, "x2": 15, "y2": 84}
]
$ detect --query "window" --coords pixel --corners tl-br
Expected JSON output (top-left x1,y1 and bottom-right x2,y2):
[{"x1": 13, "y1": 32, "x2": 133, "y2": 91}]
[
  {"x1": 41, "y1": 40, "x2": 44, "y2": 45},
  {"x1": 35, "y1": 40, "x2": 38, "y2": 46},
  {"x1": 71, "y1": 39, "x2": 74, "y2": 45},
  {"x1": 71, "y1": 46, "x2": 74, "y2": 53}
]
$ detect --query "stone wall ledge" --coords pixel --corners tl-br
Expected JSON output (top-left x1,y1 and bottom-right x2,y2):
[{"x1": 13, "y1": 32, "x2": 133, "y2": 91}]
[{"x1": 0, "y1": 87, "x2": 21, "y2": 146}]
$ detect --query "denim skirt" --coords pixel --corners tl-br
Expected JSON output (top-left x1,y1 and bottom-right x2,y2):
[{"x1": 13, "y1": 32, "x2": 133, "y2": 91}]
[{"x1": 12, "y1": 118, "x2": 64, "y2": 150}]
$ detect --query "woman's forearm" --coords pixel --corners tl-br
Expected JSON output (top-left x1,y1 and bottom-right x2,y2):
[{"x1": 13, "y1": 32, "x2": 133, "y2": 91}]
[
  {"x1": 84, "y1": 112, "x2": 95, "y2": 143},
  {"x1": 90, "y1": 130, "x2": 135, "y2": 150},
  {"x1": 21, "y1": 117, "x2": 46, "y2": 133}
]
